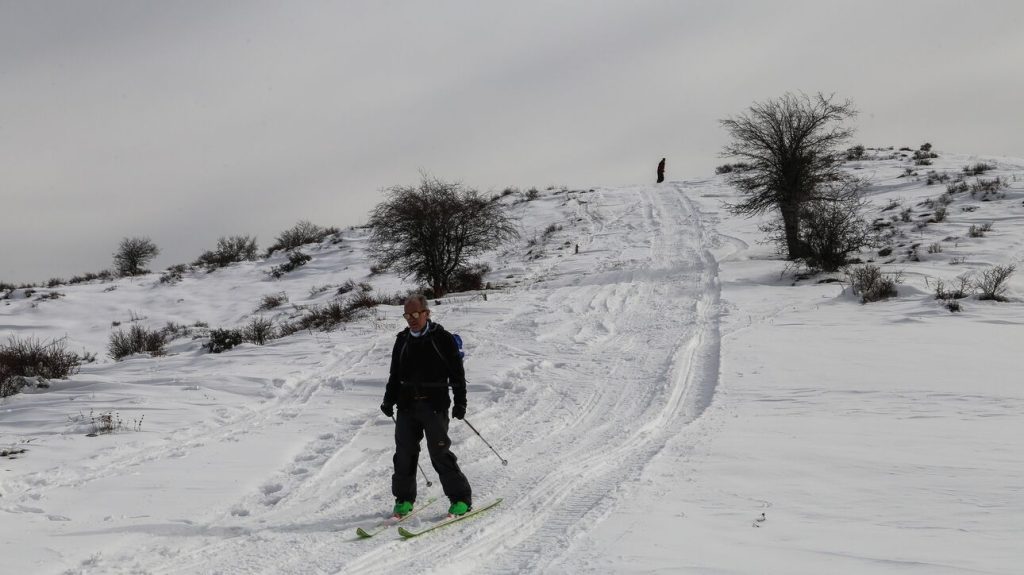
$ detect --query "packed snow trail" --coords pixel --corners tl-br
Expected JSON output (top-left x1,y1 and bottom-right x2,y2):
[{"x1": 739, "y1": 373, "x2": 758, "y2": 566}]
[{"x1": 45, "y1": 182, "x2": 722, "y2": 574}]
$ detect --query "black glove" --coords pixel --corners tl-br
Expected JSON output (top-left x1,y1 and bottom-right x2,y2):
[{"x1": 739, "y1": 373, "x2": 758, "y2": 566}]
[
  {"x1": 380, "y1": 403, "x2": 394, "y2": 418},
  {"x1": 451, "y1": 404, "x2": 466, "y2": 420}
]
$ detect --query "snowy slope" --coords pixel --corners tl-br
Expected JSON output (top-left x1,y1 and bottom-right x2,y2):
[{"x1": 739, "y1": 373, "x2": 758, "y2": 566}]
[{"x1": 1, "y1": 150, "x2": 1022, "y2": 574}]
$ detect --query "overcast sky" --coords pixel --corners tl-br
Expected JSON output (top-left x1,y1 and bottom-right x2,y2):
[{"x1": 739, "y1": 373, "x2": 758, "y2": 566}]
[{"x1": 3, "y1": 1, "x2": 1023, "y2": 283}]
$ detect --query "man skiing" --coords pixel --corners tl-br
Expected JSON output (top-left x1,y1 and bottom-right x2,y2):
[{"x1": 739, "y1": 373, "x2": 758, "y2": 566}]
[{"x1": 381, "y1": 294, "x2": 472, "y2": 518}]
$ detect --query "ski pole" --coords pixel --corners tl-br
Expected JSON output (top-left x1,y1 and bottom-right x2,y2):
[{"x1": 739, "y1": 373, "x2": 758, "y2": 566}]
[
  {"x1": 392, "y1": 415, "x2": 433, "y2": 487},
  {"x1": 463, "y1": 418, "x2": 508, "y2": 466}
]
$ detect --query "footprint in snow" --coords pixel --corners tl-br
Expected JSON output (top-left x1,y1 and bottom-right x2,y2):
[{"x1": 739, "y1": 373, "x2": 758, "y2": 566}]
[{"x1": 261, "y1": 483, "x2": 283, "y2": 495}]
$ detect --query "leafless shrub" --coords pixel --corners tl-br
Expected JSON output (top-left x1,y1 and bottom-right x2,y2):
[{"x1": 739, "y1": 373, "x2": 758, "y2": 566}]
[
  {"x1": 451, "y1": 263, "x2": 491, "y2": 292},
  {"x1": 934, "y1": 274, "x2": 973, "y2": 300},
  {"x1": 968, "y1": 223, "x2": 992, "y2": 238},
  {"x1": 346, "y1": 290, "x2": 380, "y2": 311},
  {"x1": 108, "y1": 325, "x2": 167, "y2": 360},
  {"x1": 373, "y1": 291, "x2": 408, "y2": 306},
  {"x1": 974, "y1": 264, "x2": 1016, "y2": 301},
  {"x1": 268, "y1": 251, "x2": 311, "y2": 278},
  {"x1": 715, "y1": 162, "x2": 754, "y2": 174},
  {"x1": 970, "y1": 177, "x2": 1007, "y2": 200},
  {"x1": 946, "y1": 181, "x2": 969, "y2": 194},
  {"x1": 160, "y1": 264, "x2": 191, "y2": 285},
  {"x1": 336, "y1": 280, "x2": 358, "y2": 295},
  {"x1": 295, "y1": 299, "x2": 355, "y2": 331},
  {"x1": 277, "y1": 322, "x2": 303, "y2": 338},
  {"x1": 542, "y1": 223, "x2": 563, "y2": 239},
  {"x1": 207, "y1": 328, "x2": 244, "y2": 353},
  {"x1": 68, "y1": 271, "x2": 114, "y2": 285},
  {"x1": 0, "y1": 336, "x2": 84, "y2": 397},
  {"x1": 83, "y1": 410, "x2": 144, "y2": 436},
  {"x1": 796, "y1": 187, "x2": 876, "y2": 272},
  {"x1": 194, "y1": 235, "x2": 260, "y2": 270},
  {"x1": 267, "y1": 221, "x2": 339, "y2": 255},
  {"x1": 335, "y1": 278, "x2": 360, "y2": 292},
  {"x1": 161, "y1": 322, "x2": 191, "y2": 340},
  {"x1": 963, "y1": 162, "x2": 994, "y2": 176},
  {"x1": 242, "y1": 317, "x2": 276, "y2": 345},
  {"x1": 847, "y1": 264, "x2": 902, "y2": 303},
  {"x1": 280, "y1": 288, "x2": 409, "y2": 336},
  {"x1": 930, "y1": 206, "x2": 947, "y2": 223},
  {"x1": 258, "y1": 292, "x2": 289, "y2": 311}
]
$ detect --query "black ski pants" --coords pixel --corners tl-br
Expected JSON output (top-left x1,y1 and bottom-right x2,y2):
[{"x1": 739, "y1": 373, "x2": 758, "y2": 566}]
[{"x1": 392, "y1": 400, "x2": 472, "y2": 506}]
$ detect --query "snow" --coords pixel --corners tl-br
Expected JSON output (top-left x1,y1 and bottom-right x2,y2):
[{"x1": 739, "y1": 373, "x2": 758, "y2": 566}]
[{"x1": 2, "y1": 151, "x2": 1022, "y2": 574}]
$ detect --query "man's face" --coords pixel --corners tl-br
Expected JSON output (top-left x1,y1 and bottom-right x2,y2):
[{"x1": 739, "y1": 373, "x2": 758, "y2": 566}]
[{"x1": 403, "y1": 300, "x2": 430, "y2": 332}]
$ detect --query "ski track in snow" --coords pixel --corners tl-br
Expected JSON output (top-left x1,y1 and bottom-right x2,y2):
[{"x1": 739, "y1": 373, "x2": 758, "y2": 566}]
[{"x1": 13, "y1": 183, "x2": 723, "y2": 574}]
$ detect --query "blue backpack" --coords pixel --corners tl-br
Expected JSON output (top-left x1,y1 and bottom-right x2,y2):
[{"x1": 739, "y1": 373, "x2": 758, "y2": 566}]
[
  {"x1": 428, "y1": 332, "x2": 465, "y2": 369},
  {"x1": 452, "y1": 333, "x2": 464, "y2": 359}
]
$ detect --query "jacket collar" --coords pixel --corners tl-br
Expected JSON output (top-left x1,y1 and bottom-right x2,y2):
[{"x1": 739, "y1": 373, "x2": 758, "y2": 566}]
[{"x1": 409, "y1": 320, "x2": 436, "y2": 338}]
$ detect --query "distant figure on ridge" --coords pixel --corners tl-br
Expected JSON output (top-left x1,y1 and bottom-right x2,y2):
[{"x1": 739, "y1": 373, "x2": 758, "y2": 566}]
[{"x1": 657, "y1": 157, "x2": 666, "y2": 183}]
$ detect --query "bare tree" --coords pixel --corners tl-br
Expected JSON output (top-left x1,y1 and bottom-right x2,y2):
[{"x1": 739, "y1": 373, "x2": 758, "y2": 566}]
[
  {"x1": 113, "y1": 237, "x2": 160, "y2": 277},
  {"x1": 368, "y1": 175, "x2": 518, "y2": 297},
  {"x1": 720, "y1": 92, "x2": 857, "y2": 260}
]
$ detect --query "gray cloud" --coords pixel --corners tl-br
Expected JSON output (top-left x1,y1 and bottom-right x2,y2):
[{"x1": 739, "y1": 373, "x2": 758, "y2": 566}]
[{"x1": 2, "y1": 1, "x2": 1023, "y2": 282}]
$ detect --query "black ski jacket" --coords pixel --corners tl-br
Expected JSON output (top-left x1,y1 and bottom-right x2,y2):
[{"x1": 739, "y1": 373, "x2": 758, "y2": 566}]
[{"x1": 383, "y1": 321, "x2": 466, "y2": 413}]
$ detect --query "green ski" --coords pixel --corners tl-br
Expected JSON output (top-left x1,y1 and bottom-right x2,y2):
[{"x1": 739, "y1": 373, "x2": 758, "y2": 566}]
[
  {"x1": 355, "y1": 497, "x2": 438, "y2": 538},
  {"x1": 397, "y1": 498, "x2": 503, "y2": 538}
]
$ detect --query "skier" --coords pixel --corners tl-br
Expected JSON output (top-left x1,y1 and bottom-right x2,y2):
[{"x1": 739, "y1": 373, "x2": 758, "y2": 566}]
[
  {"x1": 381, "y1": 294, "x2": 472, "y2": 518},
  {"x1": 657, "y1": 157, "x2": 666, "y2": 183}
]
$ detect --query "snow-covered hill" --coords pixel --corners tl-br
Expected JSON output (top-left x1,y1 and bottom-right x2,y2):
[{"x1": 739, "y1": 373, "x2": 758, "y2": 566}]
[{"x1": 2, "y1": 150, "x2": 1022, "y2": 574}]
